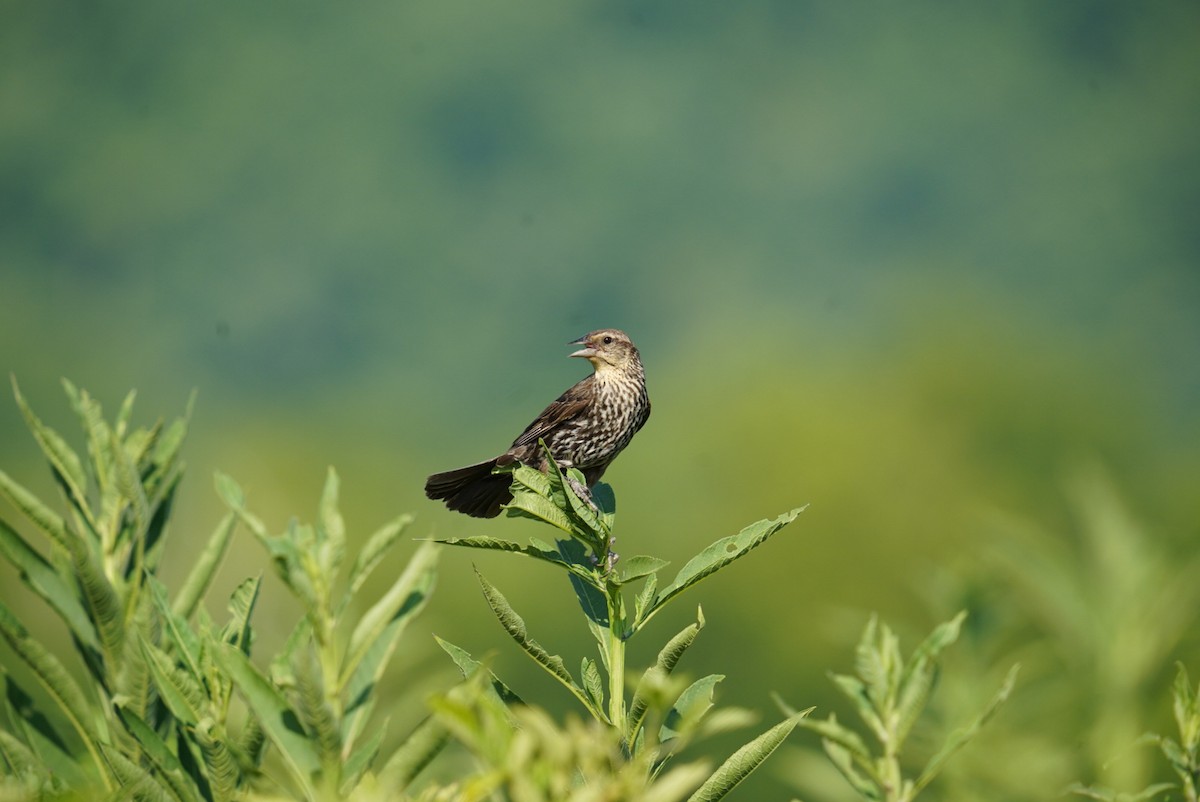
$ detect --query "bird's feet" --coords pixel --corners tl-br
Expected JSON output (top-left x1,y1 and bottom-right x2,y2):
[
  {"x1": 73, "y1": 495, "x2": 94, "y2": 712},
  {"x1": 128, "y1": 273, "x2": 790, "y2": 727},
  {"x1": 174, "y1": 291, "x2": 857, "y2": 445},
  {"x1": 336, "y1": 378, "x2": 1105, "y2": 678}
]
[{"x1": 565, "y1": 473, "x2": 600, "y2": 515}]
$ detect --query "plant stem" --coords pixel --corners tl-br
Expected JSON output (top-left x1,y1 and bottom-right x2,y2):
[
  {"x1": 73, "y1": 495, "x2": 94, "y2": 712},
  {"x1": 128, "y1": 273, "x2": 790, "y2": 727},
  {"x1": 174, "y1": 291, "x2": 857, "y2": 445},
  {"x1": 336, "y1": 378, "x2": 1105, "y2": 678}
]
[{"x1": 607, "y1": 584, "x2": 627, "y2": 739}]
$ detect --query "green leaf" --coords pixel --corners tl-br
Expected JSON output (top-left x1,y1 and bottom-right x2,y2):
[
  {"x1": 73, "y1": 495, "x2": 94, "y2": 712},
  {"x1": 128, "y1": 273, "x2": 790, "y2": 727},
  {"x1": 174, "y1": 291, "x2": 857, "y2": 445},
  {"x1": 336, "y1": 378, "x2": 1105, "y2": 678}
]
[
  {"x1": 432, "y1": 533, "x2": 574, "y2": 570},
  {"x1": 221, "y1": 576, "x2": 261, "y2": 656},
  {"x1": 796, "y1": 713, "x2": 875, "y2": 765},
  {"x1": 103, "y1": 744, "x2": 177, "y2": 802},
  {"x1": 0, "y1": 516, "x2": 100, "y2": 653},
  {"x1": 316, "y1": 466, "x2": 346, "y2": 577},
  {"x1": 0, "y1": 726, "x2": 53, "y2": 788},
  {"x1": 629, "y1": 609, "x2": 705, "y2": 741},
  {"x1": 377, "y1": 715, "x2": 452, "y2": 793},
  {"x1": 617, "y1": 555, "x2": 669, "y2": 585},
  {"x1": 294, "y1": 653, "x2": 340, "y2": 763},
  {"x1": 342, "y1": 541, "x2": 439, "y2": 695},
  {"x1": 503, "y1": 491, "x2": 576, "y2": 534},
  {"x1": 116, "y1": 705, "x2": 202, "y2": 802},
  {"x1": 0, "y1": 470, "x2": 73, "y2": 550},
  {"x1": 645, "y1": 507, "x2": 804, "y2": 626},
  {"x1": 824, "y1": 739, "x2": 882, "y2": 801},
  {"x1": 213, "y1": 642, "x2": 320, "y2": 795},
  {"x1": 3, "y1": 672, "x2": 95, "y2": 790},
  {"x1": 345, "y1": 514, "x2": 413, "y2": 603},
  {"x1": 0, "y1": 601, "x2": 106, "y2": 772},
  {"x1": 687, "y1": 712, "x2": 807, "y2": 802},
  {"x1": 473, "y1": 568, "x2": 599, "y2": 716},
  {"x1": 341, "y1": 720, "x2": 386, "y2": 793},
  {"x1": 11, "y1": 377, "x2": 95, "y2": 536},
  {"x1": 145, "y1": 577, "x2": 205, "y2": 689},
  {"x1": 434, "y1": 637, "x2": 524, "y2": 707},
  {"x1": 914, "y1": 662, "x2": 1019, "y2": 794},
  {"x1": 829, "y1": 672, "x2": 886, "y2": 743},
  {"x1": 194, "y1": 718, "x2": 239, "y2": 802},
  {"x1": 71, "y1": 537, "x2": 124, "y2": 672},
  {"x1": 342, "y1": 543, "x2": 436, "y2": 752},
  {"x1": 140, "y1": 637, "x2": 205, "y2": 726},
  {"x1": 172, "y1": 512, "x2": 237, "y2": 620},
  {"x1": 110, "y1": 426, "x2": 153, "y2": 542},
  {"x1": 663, "y1": 674, "x2": 724, "y2": 743},
  {"x1": 582, "y1": 657, "x2": 606, "y2": 714},
  {"x1": 633, "y1": 573, "x2": 658, "y2": 628}
]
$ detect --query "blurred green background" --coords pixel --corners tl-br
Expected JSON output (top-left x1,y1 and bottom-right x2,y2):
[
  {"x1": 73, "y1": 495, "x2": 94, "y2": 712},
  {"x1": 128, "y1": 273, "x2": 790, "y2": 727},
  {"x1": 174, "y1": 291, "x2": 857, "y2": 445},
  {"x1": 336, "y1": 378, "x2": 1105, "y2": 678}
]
[{"x1": 3, "y1": 2, "x2": 1198, "y2": 798}]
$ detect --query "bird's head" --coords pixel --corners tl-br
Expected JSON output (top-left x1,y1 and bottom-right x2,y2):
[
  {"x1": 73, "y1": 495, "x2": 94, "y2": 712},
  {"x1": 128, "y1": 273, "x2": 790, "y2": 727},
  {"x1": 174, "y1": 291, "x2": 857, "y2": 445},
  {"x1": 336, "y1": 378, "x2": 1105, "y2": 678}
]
[{"x1": 569, "y1": 329, "x2": 640, "y2": 373}]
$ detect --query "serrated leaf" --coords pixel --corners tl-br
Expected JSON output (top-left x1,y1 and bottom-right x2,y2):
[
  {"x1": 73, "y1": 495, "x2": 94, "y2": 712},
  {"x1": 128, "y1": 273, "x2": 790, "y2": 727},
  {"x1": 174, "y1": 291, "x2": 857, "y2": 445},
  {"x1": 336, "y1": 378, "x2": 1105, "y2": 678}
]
[
  {"x1": 0, "y1": 600, "x2": 106, "y2": 771},
  {"x1": 316, "y1": 466, "x2": 345, "y2": 575},
  {"x1": 434, "y1": 637, "x2": 524, "y2": 707},
  {"x1": 0, "y1": 726, "x2": 52, "y2": 788},
  {"x1": 11, "y1": 377, "x2": 95, "y2": 536},
  {"x1": 582, "y1": 657, "x2": 605, "y2": 714},
  {"x1": 213, "y1": 642, "x2": 320, "y2": 794},
  {"x1": 634, "y1": 573, "x2": 658, "y2": 627},
  {"x1": 3, "y1": 673, "x2": 95, "y2": 790},
  {"x1": 0, "y1": 470, "x2": 73, "y2": 550},
  {"x1": 103, "y1": 744, "x2": 176, "y2": 802},
  {"x1": 473, "y1": 568, "x2": 599, "y2": 716},
  {"x1": 71, "y1": 530, "x2": 124, "y2": 671},
  {"x1": 221, "y1": 576, "x2": 261, "y2": 656},
  {"x1": 140, "y1": 637, "x2": 205, "y2": 726},
  {"x1": 194, "y1": 718, "x2": 238, "y2": 802},
  {"x1": 645, "y1": 507, "x2": 804, "y2": 626},
  {"x1": 686, "y1": 712, "x2": 807, "y2": 802},
  {"x1": 145, "y1": 577, "x2": 204, "y2": 687},
  {"x1": 0, "y1": 516, "x2": 100, "y2": 653},
  {"x1": 433, "y1": 533, "x2": 572, "y2": 569},
  {"x1": 116, "y1": 705, "x2": 201, "y2": 802}
]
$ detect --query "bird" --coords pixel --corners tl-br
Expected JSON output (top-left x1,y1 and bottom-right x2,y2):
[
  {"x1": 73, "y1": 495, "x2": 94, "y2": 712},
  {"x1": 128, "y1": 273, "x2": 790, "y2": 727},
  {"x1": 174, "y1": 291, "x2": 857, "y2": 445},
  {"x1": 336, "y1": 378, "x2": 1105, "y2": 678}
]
[{"x1": 425, "y1": 328, "x2": 651, "y2": 518}]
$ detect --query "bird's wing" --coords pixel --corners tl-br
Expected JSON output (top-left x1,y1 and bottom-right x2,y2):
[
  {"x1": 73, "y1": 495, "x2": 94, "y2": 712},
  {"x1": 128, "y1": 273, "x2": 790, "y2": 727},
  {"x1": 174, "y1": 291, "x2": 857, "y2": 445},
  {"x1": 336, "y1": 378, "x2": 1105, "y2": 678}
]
[{"x1": 510, "y1": 377, "x2": 592, "y2": 449}]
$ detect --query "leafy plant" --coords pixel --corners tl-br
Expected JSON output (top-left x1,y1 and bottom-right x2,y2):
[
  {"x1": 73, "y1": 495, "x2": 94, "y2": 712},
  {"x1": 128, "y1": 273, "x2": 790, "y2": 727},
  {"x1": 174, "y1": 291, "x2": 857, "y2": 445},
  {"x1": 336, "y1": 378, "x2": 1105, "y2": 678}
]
[
  {"x1": 0, "y1": 379, "x2": 441, "y2": 801},
  {"x1": 433, "y1": 443, "x2": 808, "y2": 801},
  {"x1": 786, "y1": 612, "x2": 1019, "y2": 802},
  {"x1": 1070, "y1": 663, "x2": 1200, "y2": 802}
]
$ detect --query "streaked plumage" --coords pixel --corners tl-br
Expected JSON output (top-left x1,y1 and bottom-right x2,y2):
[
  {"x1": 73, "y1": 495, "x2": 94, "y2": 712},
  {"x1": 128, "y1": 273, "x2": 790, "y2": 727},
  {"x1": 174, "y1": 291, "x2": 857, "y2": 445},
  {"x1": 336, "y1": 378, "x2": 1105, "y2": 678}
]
[{"x1": 425, "y1": 329, "x2": 651, "y2": 518}]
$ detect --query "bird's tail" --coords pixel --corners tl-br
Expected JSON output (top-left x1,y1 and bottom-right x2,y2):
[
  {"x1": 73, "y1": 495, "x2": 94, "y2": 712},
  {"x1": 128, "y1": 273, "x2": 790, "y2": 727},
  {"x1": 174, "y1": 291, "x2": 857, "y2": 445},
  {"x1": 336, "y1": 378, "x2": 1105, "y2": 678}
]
[{"x1": 424, "y1": 458, "x2": 513, "y2": 518}]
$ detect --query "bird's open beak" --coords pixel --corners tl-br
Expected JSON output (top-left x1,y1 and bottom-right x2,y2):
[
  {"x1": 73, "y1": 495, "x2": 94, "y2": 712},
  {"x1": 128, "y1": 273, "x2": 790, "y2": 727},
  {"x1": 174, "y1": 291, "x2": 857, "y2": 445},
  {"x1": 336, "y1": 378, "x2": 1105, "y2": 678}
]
[{"x1": 568, "y1": 336, "x2": 595, "y2": 359}]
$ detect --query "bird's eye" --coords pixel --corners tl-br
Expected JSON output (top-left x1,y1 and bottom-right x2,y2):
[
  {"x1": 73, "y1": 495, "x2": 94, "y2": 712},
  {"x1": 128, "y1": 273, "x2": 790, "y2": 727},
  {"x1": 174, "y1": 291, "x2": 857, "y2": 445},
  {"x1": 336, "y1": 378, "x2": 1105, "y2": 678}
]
[{"x1": 602, "y1": 336, "x2": 613, "y2": 345}]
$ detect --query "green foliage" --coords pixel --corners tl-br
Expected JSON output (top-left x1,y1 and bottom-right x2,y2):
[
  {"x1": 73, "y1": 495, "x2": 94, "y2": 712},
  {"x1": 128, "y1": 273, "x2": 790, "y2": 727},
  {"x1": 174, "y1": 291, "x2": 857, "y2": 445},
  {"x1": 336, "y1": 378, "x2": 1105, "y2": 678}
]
[
  {"x1": 788, "y1": 613, "x2": 1019, "y2": 802},
  {"x1": 434, "y1": 442, "x2": 808, "y2": 800},
  {"x1": 0, "y1": 380, "x2": 440, "y2": 801},
  {"x1": 1070, "y1": 664, "x2": 1200, "y2": 802}
]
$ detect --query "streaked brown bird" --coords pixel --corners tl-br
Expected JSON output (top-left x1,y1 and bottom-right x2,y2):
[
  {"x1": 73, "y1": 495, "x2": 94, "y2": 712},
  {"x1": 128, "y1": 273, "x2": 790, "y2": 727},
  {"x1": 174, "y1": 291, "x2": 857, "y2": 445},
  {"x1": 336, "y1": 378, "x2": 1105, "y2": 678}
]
[{"x1": 425, "y1": 329, "x2": 651, "y2": 518}]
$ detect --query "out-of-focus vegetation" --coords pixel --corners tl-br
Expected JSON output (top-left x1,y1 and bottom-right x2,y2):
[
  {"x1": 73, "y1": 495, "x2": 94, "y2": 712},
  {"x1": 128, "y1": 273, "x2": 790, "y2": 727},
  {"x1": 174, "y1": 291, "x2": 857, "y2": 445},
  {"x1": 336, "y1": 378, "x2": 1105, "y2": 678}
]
[{"x1": 2, "y1": 2, "x2": 1198, "y2": 799}]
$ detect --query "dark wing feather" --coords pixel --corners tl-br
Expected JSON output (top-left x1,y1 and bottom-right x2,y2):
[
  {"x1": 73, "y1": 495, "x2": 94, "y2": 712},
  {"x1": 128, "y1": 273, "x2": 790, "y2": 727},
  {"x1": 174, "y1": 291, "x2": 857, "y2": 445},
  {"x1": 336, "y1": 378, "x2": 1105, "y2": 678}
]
[{"x1": 509, "y1": 376, "x2": 593, "y2": 449}]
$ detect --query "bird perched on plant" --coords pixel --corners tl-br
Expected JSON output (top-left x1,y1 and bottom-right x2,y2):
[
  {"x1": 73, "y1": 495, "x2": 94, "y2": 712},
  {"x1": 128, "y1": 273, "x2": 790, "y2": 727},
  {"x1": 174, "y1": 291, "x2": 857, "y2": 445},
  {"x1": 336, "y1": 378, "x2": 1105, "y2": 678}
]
[{"x1": 425, "y1": 329, "x2": 651, "y2": 518}]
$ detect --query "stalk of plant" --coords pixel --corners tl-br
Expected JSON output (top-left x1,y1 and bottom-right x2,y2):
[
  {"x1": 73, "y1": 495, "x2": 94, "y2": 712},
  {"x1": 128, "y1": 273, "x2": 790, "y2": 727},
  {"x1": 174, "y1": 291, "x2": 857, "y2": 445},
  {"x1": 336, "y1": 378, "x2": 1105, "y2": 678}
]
[
  {"x1": 0, "y1": 379, "x2": 444, "y2": 802},
  {"x1": 785, "y1": 613, "x2": 1019, "y2": 802},
  {"x1": 434, "y1": 442, "x2": 809, "y2": 801}
]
